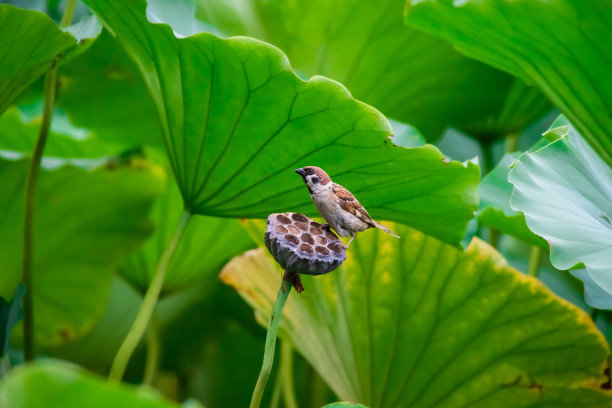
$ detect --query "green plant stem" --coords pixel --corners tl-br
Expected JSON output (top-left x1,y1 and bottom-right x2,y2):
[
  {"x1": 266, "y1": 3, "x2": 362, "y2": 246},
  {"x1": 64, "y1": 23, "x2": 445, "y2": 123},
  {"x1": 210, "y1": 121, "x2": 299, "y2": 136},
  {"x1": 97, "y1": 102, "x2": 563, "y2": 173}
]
[
  {"x1": 481, "y1": 141, "x2": 495, "y2": 175},
  {"x1": 528, "y1": 246, "x2": 543, "y2": 277},
  {"x1": 269, "y1": 368, "x2": 282, "y2": 408},
  {"x1": 21, "y1": 0, "x2": 77, "y2": 362},
  {"x1": 504, "y1": 132, "x2": 519, "y2": 154},
  {"x1": 281, "y1": 341, "x2": 299, "y2": 408},
  {"x1": 250, "y1": 274, "x2": 293, "y2": 408},
  {"x1": 143, "y1": 317, "x2": 160, "y2": 385},
  {"x1": 109, "y1": 209, "x2": 191, "y2": 382}
]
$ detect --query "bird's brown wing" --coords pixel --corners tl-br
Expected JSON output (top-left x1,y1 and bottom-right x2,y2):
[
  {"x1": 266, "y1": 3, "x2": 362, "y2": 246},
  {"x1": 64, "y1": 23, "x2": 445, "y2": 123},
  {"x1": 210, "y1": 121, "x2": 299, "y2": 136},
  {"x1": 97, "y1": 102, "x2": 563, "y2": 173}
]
[{"x1": 332, "y1": 183, "x2": 376, "y2": 226}]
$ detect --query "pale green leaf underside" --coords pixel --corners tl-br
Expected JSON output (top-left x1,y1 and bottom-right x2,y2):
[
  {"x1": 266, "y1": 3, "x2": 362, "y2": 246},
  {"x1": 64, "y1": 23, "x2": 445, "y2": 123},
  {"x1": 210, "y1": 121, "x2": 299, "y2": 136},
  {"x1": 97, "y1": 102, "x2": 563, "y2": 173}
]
[
  {"x1": 405, "y1": 0, "x2": 612, "y2": 167},
  {"x1": 223, "y1": 225, "x2": 611, "y2": 408},
  {"x1": 477, "y1": 153, "x2": 546, "y2": 247},
  {"x1": 0, "y1": 5, "x2": 100, "y2": 116},
  {"x1": 509, "y1": 116, "x2": 612, "y2": 309},
  {"x1": 196, "y1": 0, "x2": 550, "y2": 142},
  {"x1": 82, "y1": 0, "x2": 479, "y2": 245},
  {"x1": 0, "y1": 361, "x2": 179, "y2": 408},
  {"x1": 0, "y1": 158, "x2": 162, "y2": 346}
]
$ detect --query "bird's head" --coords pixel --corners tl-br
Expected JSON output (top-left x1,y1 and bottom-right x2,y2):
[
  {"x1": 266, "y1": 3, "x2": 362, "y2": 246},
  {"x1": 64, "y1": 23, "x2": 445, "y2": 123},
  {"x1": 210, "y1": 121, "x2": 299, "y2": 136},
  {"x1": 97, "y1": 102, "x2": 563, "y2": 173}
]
[{"x1": 294, "y1": 166, "x2": 331, "y2": 192}]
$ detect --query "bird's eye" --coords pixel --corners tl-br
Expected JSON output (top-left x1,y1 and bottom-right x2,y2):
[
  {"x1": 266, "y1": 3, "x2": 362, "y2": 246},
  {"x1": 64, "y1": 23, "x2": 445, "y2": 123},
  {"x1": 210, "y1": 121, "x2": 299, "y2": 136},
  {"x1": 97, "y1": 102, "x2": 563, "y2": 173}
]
[{"x1": 306, "y1": 168, "x2": 314, "y2": 175}]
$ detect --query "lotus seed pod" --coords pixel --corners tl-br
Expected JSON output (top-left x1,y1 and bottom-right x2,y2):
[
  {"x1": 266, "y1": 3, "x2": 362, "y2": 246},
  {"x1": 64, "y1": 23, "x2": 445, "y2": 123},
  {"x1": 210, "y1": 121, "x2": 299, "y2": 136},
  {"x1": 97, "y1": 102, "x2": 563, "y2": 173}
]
[{"x1": 265, "y1": 213, "x2": 346, "y2": 276}]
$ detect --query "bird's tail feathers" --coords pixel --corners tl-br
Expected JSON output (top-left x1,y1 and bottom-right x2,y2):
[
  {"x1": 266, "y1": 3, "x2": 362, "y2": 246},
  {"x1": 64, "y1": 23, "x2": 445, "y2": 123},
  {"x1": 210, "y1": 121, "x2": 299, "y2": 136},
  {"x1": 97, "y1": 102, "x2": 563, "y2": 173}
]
[{"x1": 373, "y1": 222, "x2": 400, "y2": 238}]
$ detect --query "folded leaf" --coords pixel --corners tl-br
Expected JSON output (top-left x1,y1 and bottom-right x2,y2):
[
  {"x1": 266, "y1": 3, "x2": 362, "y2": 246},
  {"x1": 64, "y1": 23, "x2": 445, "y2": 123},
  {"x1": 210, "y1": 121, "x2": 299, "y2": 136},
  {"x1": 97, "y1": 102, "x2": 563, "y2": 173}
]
[
  {"x1": 0, "y1": 5, "x2": 101, "y2": 115},
  {"x1": 0, "y1": 158, "x2": 163, "y2": 346},
  {"x1": 509, "y1": 116, "x2": 612, "y2": 309},
  {"x1": 223, "y1": 226, "x2": 611, "y2": 408},
  {"x1": 82, "y1": 0, "x2": 479, "y2": 246},
  {"x1": 405, "y1": 0, "x2": 612, "y2": 167},
  {"x1": 477, "y1": 153, "x2": 546, "y2": 247}
]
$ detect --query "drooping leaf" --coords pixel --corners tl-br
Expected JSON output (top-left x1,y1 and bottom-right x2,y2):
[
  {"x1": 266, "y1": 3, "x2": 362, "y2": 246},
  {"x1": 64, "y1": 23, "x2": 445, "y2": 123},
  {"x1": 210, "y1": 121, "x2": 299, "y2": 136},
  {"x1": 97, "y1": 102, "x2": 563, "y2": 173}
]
[
  {"x1": 0, "y1": 157, "x2": 163, "y2": 346},
  {"x1": 509, "y1": 115, "x2": 612, "y2": 309},
  {"x1": 195, "y1": 0, "x2": 550, "y2": 142},
  {"x1": 222, "y1": 226, "x2": 612, "y2": 408},
  {"x1": 0, "y1": 360, "x2": 180, "y2": 408},
  {"x1": 405, "y1": 0, "x2": 612, "y2": 167},
  {"x1": 323, "y1": 403, "x2": 368, "y2": 408},
  {"x1": 82, "y1": 0, "x2": 479, "y2": 246},
  {"x1": 119, "y1": 169, "x2": 256, "y2": 295},
  {"x1": 0, "y1": 4, "x2": 101, "y2": 115},
  {"x1": 477, "y1": 153, "x2": 547, "y2": 247}
]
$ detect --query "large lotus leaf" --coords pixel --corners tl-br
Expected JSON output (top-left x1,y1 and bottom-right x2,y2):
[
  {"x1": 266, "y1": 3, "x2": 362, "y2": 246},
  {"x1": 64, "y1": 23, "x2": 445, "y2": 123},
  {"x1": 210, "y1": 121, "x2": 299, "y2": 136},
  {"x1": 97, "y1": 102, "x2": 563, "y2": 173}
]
[
  {"x1": 0, "y1": 5, "x2": 101, "y2": 116},
  {"x1": 477, "y1": 153, "x2": 546, "y2": 247},
  {"x1": 195, "y1": 0, "x2": 550, "y2": 142},
  {"x1": 405, "y1": 0, "x2": 612, "y2": 167},
  {"x1": 119, "y1": 172, "x2": 255, "y2": 295},
  {"x1": 0, "y1": 157, "x2": 163, "y2": 346},
  {"x1": 222, "y1": 226, "x2": 611, "y2": 408},
  {"x1": 509, "y1": 116, "x2": 612, "y2": 309},
  {"x1": 81, "y1": 0, "x2": 479, "y2": 246},
  {"x1": 0, "y1": 360, "x2": 180, "y2": 408},
  {"x1": 323, "y1": 404, "x2": 368, "y2": 408}
]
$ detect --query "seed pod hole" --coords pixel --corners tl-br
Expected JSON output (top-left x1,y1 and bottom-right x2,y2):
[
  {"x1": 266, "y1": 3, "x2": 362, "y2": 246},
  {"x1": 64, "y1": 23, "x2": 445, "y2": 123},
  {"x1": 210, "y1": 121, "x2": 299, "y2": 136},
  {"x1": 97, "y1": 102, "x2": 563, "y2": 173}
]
[
  {"x1": 316, "y1": 236, "x2": 327, "y2": 245},
  {"x1": 291, "y1": 214, "x2": 309, "y2": 223},
  {"x1": 287, "y1": 225, "x2": 300, "y2": 234},
  {"x1": 299, "y1": 244, "x2": 314, "y2": 254},
  {"x1": 275, "y1": 225, "x2": 288, "y2": 233},
  {"x1": 285, "y1": 234, "x2": 299, "y2": 245},
  {"x1": 296, "y1": 222, "x2": 308, "y2": 231},
  {"x1": 315, "y1": 246, "x2": 330, "y2": 255},
  {"x1": 301, "y1": 233, "x2": 315, "y2": 245},
  {"x1": 310, "y1": 227, "x2": 322, "y2": 236},
  {"x1": 277, "y1": 215, "x2": 292, "y2": 224},
  {"x1": 325, "y1": 232, "x2": 338, "y2": 241}
]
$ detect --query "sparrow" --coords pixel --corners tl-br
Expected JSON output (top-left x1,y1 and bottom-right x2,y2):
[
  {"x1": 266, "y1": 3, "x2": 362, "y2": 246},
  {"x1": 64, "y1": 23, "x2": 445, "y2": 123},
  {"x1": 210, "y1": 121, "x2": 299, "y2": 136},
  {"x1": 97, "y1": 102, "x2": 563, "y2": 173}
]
[{"x1": 294, "y1": 166, "x2": 399, "y2": 247}]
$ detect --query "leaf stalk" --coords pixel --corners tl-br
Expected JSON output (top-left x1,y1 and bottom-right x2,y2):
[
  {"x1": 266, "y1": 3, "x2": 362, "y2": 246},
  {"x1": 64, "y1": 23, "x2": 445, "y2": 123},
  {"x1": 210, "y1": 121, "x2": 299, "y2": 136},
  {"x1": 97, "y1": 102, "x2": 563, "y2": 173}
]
[
  {"x1": 109, "y1": 209, "x2": 191, "y2": 382},
  {"x1": 250, "y1": 272, "x2": 294, "y2": 408},
  {"x1": 22, "y1": 0, "x2": 78, "y2": 362}
]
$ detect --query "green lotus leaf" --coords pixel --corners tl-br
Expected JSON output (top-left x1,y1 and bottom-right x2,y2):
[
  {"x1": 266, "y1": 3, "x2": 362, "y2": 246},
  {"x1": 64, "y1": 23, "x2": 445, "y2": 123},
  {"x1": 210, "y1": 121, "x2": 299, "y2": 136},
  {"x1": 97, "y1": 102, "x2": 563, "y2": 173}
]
[
  {"x1": 222, "y1": 225, "x2": 611, "y2": 407},
  {"x1": 509, "y1": 115, "x2": 612, "y2": 309},
  {"x1": 81, "y1": 0, "x2": 479, "y2": 246},
  {"x1": 0, "y1": 157, "x2": 163, "y2": 346},
  {"x1": 477, "y1": 153, "x2": 546, "y2": 247},
  {"x1": 405, "y1": 0, "x2": 612, "y2": 167},
  {"x1": 323, "y1": 404, "x2": 369, "y2": 408},
  {"x1": 119, "y1": 170, "x2": 255, "y2": 295},
  {"x1": 0, "y1": 4, "x2": 101, "y2": 116},
  {"x1": 0, "y1": 360, "x2": 180, "y2": 408},
  {"x1": 195, "y1": 0, "x2": 550, "y2": 142}
]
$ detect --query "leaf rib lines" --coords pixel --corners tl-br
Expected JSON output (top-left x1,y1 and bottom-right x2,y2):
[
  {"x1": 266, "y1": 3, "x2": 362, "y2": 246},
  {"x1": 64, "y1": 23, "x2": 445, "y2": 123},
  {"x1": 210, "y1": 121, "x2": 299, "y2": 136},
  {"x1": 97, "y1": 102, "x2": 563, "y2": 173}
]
[
  {"x1": 190, "y1": 58, "x2": 252, "y2": 204},
  {"x1": 376, "y1": 235, "x2": 428, "y2": 407},
  {"x1": 187, "y1": 58, "x2": 215, "y2": 200}
]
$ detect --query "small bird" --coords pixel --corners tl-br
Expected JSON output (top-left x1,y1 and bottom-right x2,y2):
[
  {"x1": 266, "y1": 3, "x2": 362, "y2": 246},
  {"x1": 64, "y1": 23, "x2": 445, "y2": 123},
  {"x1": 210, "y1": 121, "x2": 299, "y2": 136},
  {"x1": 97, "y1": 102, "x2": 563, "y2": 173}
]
[{"x1": 294, "y1": 166, "x2": 399, "y2": 247}]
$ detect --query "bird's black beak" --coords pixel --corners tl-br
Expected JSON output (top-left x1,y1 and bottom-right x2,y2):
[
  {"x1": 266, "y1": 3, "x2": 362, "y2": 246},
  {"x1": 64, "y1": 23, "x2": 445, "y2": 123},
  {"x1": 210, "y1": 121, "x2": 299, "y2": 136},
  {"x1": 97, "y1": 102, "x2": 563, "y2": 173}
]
[{"x1": 294, "y1": 168, "x2": 306, "y2": 177}]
